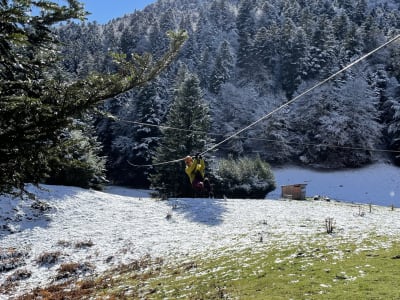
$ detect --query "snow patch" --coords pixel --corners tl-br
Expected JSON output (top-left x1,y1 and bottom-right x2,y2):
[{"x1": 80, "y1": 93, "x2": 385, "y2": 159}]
[{"x1": 0, "y1": 163, "x2": 400, "y2": 298}]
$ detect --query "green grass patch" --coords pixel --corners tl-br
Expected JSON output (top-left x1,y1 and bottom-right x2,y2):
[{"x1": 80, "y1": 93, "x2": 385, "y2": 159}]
[
  {"x1": 92, "y1": 238, "x2": 400, "y2": 299},
  {"x1": 19, "y1": 238, "x2": 400, "y2": 299}
]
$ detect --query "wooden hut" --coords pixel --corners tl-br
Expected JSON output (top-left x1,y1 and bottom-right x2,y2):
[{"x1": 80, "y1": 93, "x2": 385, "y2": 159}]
[{"x1": 281, "y1": 184, "x2": 307, "y2": 200}]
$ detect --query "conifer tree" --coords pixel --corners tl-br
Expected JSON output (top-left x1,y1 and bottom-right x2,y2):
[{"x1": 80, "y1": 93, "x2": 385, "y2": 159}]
[
  {"x1": 0, "y1": 0, "x2": 187, "y2": 193},
  {"x1": 210, "y1": 40, "x2": 234, "y2": 94},
  {"x1": 289, "y1": 78, "x2": 382, "y2": 167},
  {"x1": 104, "y1": 84, "x2": 162, "y2": 187},
  {"x1": 120, "y1": 84, "x2": 162, "y2": 187},
  {"x1": 150, "y1": 71, "x2": 211, "y2": 196},
  {"x1": 280, "y1": 20, "x2": 308, "y2": 98},
  {"x1": 236, "y1": 0, "x2": 255, "y2": 77},
  {"x1": 253, "y1": 27, "x2": 273, "y2": 70},
  {"x1": 387, "y1": 98, "x2": 400, "y2": 165}
]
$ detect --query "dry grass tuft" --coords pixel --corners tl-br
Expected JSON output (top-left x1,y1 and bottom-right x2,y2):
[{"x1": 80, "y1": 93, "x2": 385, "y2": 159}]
[
  {"x1": 35, "y1": 251, "x2": 62, "y2": 266},
  {"x1": 74, "y1": 240, "x2": 94, "y2": 248}
]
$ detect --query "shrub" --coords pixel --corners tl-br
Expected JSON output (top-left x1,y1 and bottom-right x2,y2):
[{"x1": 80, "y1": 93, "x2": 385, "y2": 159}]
[
  {"x1": 36, "y1": 251, "x2": 62, "y2": 266},
  {"x1": 55, "y1": 262, "x2": 95, "y2": 280},
  {"x1": 211, "y1": 156, "x2": 276, "y2": 198}
]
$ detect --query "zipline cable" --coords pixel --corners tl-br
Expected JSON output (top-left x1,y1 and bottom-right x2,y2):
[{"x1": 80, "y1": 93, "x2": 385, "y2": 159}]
[
  {"x1": 123, "y1": 120, "x2": 400, "y2": 154},
  {"x1": 124, "y1": 34, "x2": 400, "y2": 167},
  {"x1": 199, "y1": 34, "x2": 400, "y2": 156}
]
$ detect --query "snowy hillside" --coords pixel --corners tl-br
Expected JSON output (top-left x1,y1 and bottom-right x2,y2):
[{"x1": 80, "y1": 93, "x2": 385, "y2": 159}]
[{"x1": 1, "y1": 163, "x2": 400, "y2": 298}]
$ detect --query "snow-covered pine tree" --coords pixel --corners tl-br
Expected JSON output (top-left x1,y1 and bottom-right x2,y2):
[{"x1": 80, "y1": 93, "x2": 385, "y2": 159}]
[
  {"x1": 290, "y1": 76, "x2": 382, "y2": 168},
  {"x1": 102, "y1": 92, "x2": 138, "y2": 185},
  {"x1": 305, "y1": 17, "x2": 338, "y2": 80},
  {"x1": 151, "y1": 8, "x2": 177, "y2": 58},
  {"x1": 210, "y1": 40, "x2": 234, "y2": 94},
  {"x1": 209, "y1": 0, "x2": 235, "y2": 32},
  {"x1": 236, "y1": 0, "x2": 256, "y2": 77},
  {"x1": 150, "y1": 70, "x2": 211, "y2": 196},
  {"x1": 380, "y1": 75, "x2": 400, "y2": 165},
  {"x1": 387, "y1": 98, "x2": 400, "y2": 164},
  {"x1": 104, "y1": 84, "x2": 163, "y2": 187},
  {"x1": 130, "y1": 84, "x2": 163, "y2": 186},
  {"x1": 280, "y1": 19, "x2": 308, "y2": 98}
]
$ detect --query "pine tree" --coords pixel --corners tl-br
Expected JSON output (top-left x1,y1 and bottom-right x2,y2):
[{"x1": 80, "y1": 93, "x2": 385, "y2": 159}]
[
  {"x1": 103, "y1": 84, "x2": 163, "y2": 187},
  {"x1": 352, "y1": 0, "x2": 368, "y2": 26},
  {"x1": 332, "y1": 13, "x2": 350, "y2": 41},
  {"x1": 129, "y1": 84, "x2": 163, "y2": 187},
  {"x1": 120, "y1": 26, "x2": 139, "y2": 56},
  {"x1": 280, "y1": 20, "x2": 308, "y2": 98},
  {"x1": 343, "y1": 24, "x2": 364, "y2": 58},
  {"x1": 150, "y1": 71, "x2": 211, "y2": 196},
  {"x1": 258, "y1": 1, "x2": 280, "y2": 28},
  {"x1": 0, "y1": 0, "x2": 86, "y2": 193},
  {"x1": 0, "y1": 0, "x2": 187, "y2": 193},
  {"x1": 209, "y1": 0, "x2": 235, "y2": 31},
  {"x1": 210, "y1": 40, "x2": 234, "y2": 94},
  {"x1": 378, "y1": 73, "x2": 400, "y2": 165},
  {"x1": 305, "y1": 18, "x2": 337, "y2": 80},
  {"x1": 253, "y1": 27, "x2": 273, "y2": 70},
  {"x1": 236, "y1": 0, "x2": 255, "y2": 77},
  {"x1": 153, "y1": 8, "x2": 177, "y2": 58},
  {"x1": 387, "y1": 98, "x2": 400, "y2": 164}
]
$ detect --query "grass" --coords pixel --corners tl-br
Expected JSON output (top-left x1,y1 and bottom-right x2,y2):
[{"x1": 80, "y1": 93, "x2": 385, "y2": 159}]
[
  {"x1": 17, "y1": 237, "x2": 400, "y2": 299},
  {"x1": 91, "y1": 237, "x2": 400, "y2": 299}
]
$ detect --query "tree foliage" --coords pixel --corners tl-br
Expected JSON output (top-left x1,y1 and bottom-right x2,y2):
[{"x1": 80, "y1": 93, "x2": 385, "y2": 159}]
[
  {"x1": 45, "y1": 120, "x2": 106, "y2": 189},
  {"x1": 108, "y1": 84, "x2": 163, "y2": 187},
  {"x1": 0, "y1": 0, "x2": 187, "y2": 193},
  {"x1": 210, "y1": 40, "x2": 234, "y2": 94},
  {"x1": 150, "y1": 70, "x2": 211, "y2": 197}
]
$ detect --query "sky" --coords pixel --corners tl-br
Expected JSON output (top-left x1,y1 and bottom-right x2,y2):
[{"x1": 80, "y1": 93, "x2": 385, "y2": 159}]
[{"x1": 79, "y1": 0, "x2": 157, "y2": 24}]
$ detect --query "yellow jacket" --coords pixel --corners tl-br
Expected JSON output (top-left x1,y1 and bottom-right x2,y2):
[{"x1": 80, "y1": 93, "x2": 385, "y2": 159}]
[{"x1": 185, "y1": 158, "x2": 205, "y2": 183}]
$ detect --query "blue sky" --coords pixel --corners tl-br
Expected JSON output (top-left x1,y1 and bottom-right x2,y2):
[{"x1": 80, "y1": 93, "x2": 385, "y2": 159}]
[{"x1": 79, "y1": 0, "x2": 156, "y2": 23}]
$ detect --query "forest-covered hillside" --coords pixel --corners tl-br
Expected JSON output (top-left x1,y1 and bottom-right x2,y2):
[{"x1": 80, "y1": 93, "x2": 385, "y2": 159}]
[{"x1": 56, "y1": 0, "x2": 400, "y2": 186}]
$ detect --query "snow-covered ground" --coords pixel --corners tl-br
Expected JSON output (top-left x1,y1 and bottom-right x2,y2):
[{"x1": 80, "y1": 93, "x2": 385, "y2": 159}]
[
  {"x1": 0, "y1": 163, "x2": 399, "y2": 298},
  {"x1": 270, "y1": 163, "x2": 400, "y2": 206}
]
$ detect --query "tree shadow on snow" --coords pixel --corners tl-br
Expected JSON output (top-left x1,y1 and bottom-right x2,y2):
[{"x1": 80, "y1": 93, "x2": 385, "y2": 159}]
[
  {"x1": 168, "y1": 197, "x2": 227, "y2": 226},
  {"x1": 0, "y1": 184, "x2": 82, "y2": 238},
  {"x1": 103, "y1": 186, "x2": 153, "y2": 198},
  {"x1": 0, "y1": 199, "x2": 54, "y2": 239}
]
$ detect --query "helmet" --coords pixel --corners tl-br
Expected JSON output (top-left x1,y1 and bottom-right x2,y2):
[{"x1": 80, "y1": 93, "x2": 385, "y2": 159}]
[{"x1": 184, "y1": 156, "x2": 193, "y2": 164}]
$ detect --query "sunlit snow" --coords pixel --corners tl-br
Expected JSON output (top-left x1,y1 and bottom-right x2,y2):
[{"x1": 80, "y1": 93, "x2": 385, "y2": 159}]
[{"x1": 0, "y1": 163, "x2": 399, "y2": 298}]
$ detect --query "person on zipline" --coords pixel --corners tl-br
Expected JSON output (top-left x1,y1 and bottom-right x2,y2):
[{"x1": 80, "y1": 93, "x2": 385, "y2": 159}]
[{"x1": 184, "y1": 154, "x2": 212, "y2": 196}]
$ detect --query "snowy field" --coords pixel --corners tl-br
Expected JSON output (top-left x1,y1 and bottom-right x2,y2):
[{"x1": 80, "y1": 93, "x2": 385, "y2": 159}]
[
  {"x1": 270, "y1": 163, "x2": 400, "y2": 206},
  {"x1": 0, "y1": 163, "x2": 400, "y2": 298}
]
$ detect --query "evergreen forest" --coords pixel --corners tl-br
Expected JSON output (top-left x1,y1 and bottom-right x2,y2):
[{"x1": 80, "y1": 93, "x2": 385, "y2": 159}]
[{"x1": 2, "y1": 0, "x2": 400, "y2": 196}]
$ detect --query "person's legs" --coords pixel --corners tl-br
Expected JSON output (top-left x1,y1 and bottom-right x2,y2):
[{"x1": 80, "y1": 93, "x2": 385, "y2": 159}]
[{"x1": 192, "y1": 178, "x2": 204, "y2": 192}]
